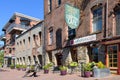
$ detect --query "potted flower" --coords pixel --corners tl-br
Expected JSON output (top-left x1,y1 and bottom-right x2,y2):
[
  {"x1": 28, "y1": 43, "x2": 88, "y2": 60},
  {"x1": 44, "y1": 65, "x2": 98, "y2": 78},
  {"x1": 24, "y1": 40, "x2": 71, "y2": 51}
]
[
  {"x1": 93, "y1": 61, "x2": 110, "y2": 78},
  {"x1": 59, "y1": 66, "x2": 68, "y2": 75},
  {"x1": 43, "y1": 62, "x2": 53, "y2": 74},
  {"x1": 21, "y1": 65, "x2": 27, "y2": 71},
  {"x1": 69, "y1": 61, "x2": 78, "y2": 74},
  {"x1": 83, "y1": 63, "x2": 92, "y2": 77},
  {"x1": 16, "y1": 64, "x2": 22, "y2": 70},
  {"x1": 10, "y1": 64, "x2": 15, "y2": 69}
]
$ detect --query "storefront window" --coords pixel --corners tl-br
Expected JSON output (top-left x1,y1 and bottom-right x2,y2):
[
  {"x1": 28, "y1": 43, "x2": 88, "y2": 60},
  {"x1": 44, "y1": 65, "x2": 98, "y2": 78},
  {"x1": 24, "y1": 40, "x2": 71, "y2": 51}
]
[
  {"x1": 107, "y1": 45, "x2": 118, "y2": 68},
  {"x1": 92, "y1": 48, "x2": 98, "y2": 62}
]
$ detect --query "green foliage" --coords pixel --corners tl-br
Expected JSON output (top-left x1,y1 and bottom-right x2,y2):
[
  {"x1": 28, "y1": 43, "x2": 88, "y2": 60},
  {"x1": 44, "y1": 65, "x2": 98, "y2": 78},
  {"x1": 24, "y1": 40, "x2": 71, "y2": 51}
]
[
  {"x1": 10, "y1": 64, "x2": 15, "y2": 69},
  {"x1": 59, "y1": 66, "x2": 68, "y2": 71},
  {"x1": 43, "y1": 62, "x2": 53, "y2": 70},
  {"x1": 47, "y1": 62, "x2": 53, "y2": 67},
  {"x1": 83, "y1": 63, "x2": 92, "y2": 71},
  {"x1": 22, "y1": 65, "x2": 27, "y2": 68},
  {"x1": 30, "y1": 65, "x2": 35, "y2": 70},
  {"x1": 0, "y1": 51, "x2": 4, "y2": 64},
  {"x1": 96, "y1": 61, "x2": 106, "y2": 69},
  {"x1": 16, "y1": 64, "x2": 22, "y2": 69},
  {"x1": 43, "y1": 65, "x2": 49, "y2": 70},
  {"x1": 69, "y1": 61, "x2": 78, "y2": 67}
]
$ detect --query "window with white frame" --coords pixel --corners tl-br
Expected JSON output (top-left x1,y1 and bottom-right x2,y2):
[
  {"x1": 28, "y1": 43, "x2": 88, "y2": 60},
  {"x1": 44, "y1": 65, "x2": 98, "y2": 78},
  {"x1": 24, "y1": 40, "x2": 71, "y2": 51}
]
[
  {"x1": 48, "y1": 27, "x2": 53, "y2": 45},
  {"x1": 92, "y1": 7, "x2": 102, "y2": 33},
  {"x1": 48, "y1": 0, "x2": 52, "y2": 13}
]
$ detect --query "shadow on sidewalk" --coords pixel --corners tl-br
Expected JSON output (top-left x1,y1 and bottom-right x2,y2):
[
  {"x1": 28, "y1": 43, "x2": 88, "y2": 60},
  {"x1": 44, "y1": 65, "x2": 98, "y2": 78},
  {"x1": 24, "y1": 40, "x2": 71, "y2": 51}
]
[{"x1": 0, "y1": 68, "x2": 10, "y2": 72}]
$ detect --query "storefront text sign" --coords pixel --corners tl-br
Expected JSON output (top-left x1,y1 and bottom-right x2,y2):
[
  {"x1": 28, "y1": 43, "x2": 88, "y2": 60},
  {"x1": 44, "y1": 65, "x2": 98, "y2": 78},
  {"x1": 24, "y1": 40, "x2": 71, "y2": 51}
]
[
  {"x1": 72, "y1": 34, "x2": 96, "y2": 45},
  {"x1": 65, "y1": 4, "x2": 80, "y2": 29}
]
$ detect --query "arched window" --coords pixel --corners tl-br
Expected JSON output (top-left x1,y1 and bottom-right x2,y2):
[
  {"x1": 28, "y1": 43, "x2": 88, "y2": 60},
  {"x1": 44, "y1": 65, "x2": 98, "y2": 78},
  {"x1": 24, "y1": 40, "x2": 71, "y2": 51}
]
[
  {"x1": 48, "y1": 0, "x2": 52, "y2": 13},
  {"x1": 48, "y1": 27, "x2": 53, "y2": 45},
  {"x1": 56, "y1": 28, "x2": 62, "y2": 48}
]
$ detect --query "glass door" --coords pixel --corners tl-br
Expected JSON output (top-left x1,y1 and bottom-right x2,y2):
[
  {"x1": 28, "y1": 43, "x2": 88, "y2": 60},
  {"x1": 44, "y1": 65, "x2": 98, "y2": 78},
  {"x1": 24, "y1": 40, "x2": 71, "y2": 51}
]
[{"x1": 107, "y1": 45, "x2": 118, "y2": 69}]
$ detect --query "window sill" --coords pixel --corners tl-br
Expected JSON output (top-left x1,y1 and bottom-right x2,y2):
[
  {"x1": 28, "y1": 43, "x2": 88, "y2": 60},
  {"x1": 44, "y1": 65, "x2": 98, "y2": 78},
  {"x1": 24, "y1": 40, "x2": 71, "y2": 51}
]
[
  {"x1": 48, "y1": 44, "x2": 53, "y2": 46},
  {"x1": 90, "y1": 31, "x2": 102, "y2": 35}
]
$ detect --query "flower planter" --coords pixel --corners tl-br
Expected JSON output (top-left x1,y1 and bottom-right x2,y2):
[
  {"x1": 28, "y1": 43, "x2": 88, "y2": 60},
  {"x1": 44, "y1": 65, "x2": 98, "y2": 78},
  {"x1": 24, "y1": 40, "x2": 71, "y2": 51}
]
[
  {"x1": 17, "y1": 68, "x2": 21, "y2": 71},
  {"x1": 84, "y1": 71, "x2": 91, "y2": 77},
  {"x1": 93, "y1": 68, "x2": 110, "y2": 78},
  {"x1": 44, "y1": 70, "x2": 49, "y2": 74},
  {"x1": 60, "y1": 70, "x2": 67, "y2": 75},
  {"x1": 22, "y1": 68, "x2": 26, "y2": 71}
]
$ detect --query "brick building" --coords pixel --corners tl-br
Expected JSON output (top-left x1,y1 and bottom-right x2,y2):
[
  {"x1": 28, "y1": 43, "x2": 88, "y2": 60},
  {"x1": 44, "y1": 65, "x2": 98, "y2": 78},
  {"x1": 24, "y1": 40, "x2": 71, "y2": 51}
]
[
  {"x1": 44, "y1": 0, "x2": 120, "y2": 74},
  {"x1": 1, "y1": 12, "x2": 40, "y2": 67}
]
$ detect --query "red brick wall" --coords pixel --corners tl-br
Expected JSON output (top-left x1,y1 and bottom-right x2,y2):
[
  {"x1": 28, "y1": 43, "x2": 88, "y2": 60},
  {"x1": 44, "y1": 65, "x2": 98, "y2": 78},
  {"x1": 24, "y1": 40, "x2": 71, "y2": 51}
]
[{"x1": 44, "y1": 0, "x2": 120, "y2": 51}]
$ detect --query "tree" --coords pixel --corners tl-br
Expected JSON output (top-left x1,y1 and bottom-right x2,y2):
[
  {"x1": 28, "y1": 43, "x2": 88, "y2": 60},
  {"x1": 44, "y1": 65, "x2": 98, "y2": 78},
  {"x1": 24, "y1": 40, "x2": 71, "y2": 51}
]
[{"x1": 0, "y1": 50, "x2": 4, "y2": 65}]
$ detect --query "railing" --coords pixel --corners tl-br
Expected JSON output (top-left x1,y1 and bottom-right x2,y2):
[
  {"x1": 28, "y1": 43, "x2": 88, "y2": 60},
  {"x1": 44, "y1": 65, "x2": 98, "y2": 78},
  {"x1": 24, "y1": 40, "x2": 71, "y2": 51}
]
[
  {"x1": 0, "y1": 34, "x2": 6, "y2": 40},
  {"x1": 6, "y1": 23, "x2": 30, "y2": 33}
]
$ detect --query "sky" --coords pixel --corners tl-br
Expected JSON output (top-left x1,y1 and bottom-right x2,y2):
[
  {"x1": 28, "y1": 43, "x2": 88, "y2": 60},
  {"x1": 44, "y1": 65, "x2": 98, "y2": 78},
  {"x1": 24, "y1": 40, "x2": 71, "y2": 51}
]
[{"x1": 0, "y1": 0, "x2": 44, "y2": 45}]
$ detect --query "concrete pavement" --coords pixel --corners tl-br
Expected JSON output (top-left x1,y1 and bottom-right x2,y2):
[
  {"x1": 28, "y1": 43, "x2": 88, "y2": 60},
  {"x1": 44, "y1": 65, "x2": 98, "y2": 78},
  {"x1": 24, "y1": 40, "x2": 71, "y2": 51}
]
[{"x1": 0, "y1": 68, "x2": 120, "y2": 80}]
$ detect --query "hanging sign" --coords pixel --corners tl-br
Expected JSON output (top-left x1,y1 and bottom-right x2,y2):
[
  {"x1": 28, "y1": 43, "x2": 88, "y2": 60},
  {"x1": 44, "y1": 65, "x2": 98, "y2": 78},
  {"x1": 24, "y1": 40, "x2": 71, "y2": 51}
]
[{"x1": 65, "y1": 4, "x2": 80, "y2": 29}]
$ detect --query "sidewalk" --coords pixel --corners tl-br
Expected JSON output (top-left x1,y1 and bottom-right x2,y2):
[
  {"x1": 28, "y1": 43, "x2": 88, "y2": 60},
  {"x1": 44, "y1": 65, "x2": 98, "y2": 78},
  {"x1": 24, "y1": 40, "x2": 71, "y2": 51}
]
[{"x1": 0, "y1": 68, "x2": 120, "y2": 80}]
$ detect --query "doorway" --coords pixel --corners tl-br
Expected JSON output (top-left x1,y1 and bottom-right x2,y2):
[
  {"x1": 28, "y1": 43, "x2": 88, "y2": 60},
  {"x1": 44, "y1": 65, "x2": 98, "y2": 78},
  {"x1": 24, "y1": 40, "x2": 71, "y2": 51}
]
[
  {"x1": 71, "y1": 48, "x2": 78, "y2": 62},
  {"x1": 55, "y1": 53, "x2": 62, "y2": 66},
  {"x1": 38, "y1": 55, "x2": 42, "y2": 66},
  {"x1": 107, "y1": 45, "x2": 118, "y2": 73}
]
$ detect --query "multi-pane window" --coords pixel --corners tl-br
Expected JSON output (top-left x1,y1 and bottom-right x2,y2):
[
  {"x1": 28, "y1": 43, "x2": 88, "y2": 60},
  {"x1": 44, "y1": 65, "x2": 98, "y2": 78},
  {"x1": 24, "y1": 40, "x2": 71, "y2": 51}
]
[
  {"x1": 107, "y1": 45, "x2": 118, "y2": 68},
  {"x1": 48, "y1": 28, "x2": 53, "y2": 45},
  {"x1": 48, "y1": 0, "x2": 52, "y2": 13},
  {"x1": 58, "y1": 0, "x2": 61, "y2": 6},
  {"x1": 92, "y1": 7, "x2": 102, "y2": 33},
  {"x1": 115, "y1": 11, "x2": 120, "y2": 35}
]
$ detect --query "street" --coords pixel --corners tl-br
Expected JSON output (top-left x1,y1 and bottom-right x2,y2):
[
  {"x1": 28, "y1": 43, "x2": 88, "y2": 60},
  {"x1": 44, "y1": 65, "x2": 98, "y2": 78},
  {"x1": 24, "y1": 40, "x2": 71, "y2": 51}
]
[{"x1": 0, "y1": 68, "x2": 120, "y2": 80}]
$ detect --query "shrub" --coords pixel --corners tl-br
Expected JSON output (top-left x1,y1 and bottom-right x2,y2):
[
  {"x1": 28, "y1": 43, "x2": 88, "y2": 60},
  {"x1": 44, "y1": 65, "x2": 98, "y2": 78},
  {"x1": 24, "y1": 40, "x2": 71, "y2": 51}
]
[
  {"x1": 59, "y1": 66, "x2": 68, "y2": 71},
  {"x1": 69, "y1": 61, "x2": 78, "y2": 67},
  {"x1": 22, "y1": 65, "x2": 27, "y2": 68},
  {"x1": 83, "y1": 63, "x2": 92, "y2": 71},
  {"x1": 43, "y1": 62, "x2": 53, "y2": 70},
  {"x1": 16, "y1": 64, "x2": 22, "y2": 69},
  {"x1": 10, "y1": 64, "x2": 15, "y2": 69},
  {"x1": 96, "y1": 61, "x2": 106, "y2": 69}
]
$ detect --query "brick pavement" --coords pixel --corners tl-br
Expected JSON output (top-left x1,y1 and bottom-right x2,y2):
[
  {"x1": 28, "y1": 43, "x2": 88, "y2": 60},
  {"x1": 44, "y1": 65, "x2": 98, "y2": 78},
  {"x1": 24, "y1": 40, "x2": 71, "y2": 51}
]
[{"x1": 0, "y1": 68, "x2": 120, "y2": 80}]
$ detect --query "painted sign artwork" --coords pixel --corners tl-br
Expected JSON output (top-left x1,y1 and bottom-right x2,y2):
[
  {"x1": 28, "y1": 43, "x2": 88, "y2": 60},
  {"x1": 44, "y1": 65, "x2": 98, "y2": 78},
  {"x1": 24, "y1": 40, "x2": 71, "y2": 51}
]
[{"x1": 65, "y1": 4, "x2": 80, "y2": 29}]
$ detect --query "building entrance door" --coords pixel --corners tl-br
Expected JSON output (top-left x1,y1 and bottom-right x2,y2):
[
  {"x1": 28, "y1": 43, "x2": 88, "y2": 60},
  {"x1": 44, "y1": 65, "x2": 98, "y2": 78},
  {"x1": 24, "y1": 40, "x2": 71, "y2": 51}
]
[
  {"x1": 107, "y1": 45, "x2": 118, "y2": 74},
  {"x1": 55, "y1": 53, "x2": 62, "y2": 66},
  {"x1": 38, "y1": 55, "x2": 42, "y2": 66},
  {"x1": 71, "y1": 48, "x2": 78, "y2": 62}
]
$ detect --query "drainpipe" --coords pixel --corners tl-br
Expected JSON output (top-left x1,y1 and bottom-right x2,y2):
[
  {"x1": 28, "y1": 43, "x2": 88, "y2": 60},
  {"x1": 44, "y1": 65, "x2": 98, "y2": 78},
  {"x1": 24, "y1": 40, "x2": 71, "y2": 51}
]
[{"x1": 106, "y1": 0, "x2": 108, "y2": 37}]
